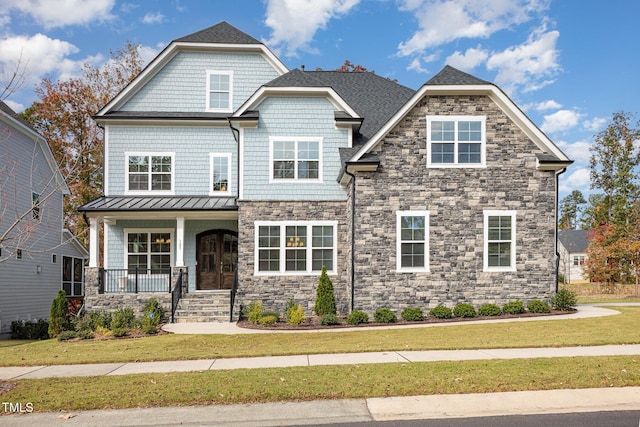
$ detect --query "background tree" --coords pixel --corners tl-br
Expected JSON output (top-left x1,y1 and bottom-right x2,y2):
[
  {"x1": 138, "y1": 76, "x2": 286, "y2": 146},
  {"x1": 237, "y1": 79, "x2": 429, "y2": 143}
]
[
  {"x1": 559, "y1": 189, "x2": 586, "y2": 229},
  {"x1": 21, "y1": 42, "x2": 143, "y2": 245}
]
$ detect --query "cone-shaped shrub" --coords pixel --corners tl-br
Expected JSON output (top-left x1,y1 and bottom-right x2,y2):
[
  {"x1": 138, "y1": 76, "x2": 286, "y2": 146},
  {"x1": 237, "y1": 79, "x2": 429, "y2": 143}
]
[
  {"x1": 48, "y1": 290, "x2": 70, "y2": 338},
  {"x1": 314, "y1": 265, "x2": 336, "y2": 316}
]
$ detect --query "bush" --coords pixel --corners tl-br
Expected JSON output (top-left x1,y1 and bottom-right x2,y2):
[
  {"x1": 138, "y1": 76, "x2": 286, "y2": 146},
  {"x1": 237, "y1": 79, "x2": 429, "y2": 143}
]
[
  {"x1": 141, "y1": 313, "x2": 159, "y2": 334},
  {"x1": 478, "y1": 303, "x2": 502, "y2": 317},
  {"x1": 111, "y1": 307, "x2": 136, "y2": 330},
  {"x1": 244, "y1": 301, "x2": 264, "y2": 324},
  {"x1": 143, "y1": 298, "x2": 166, "y2": 322},
  {"x1": 111, "y1": 327, "x2": 128, "y2": 338},
  {"x1": 263, "y1": 311, "x2": 280, "y2": 321},
  {"x1": 314, "y1": 266, "x2": 337, "y2": 316},
  {"x1": 550, "y1": 288, "x2": 578, "y2": 311},
  {"x1": 286, "y1": 305, "x2": 306, "y2": 326},
  {"x1": 401, "y1": 307, "x2": 425, "y2": 321},
  {"x1": 429, "y1": 305, "x2": 452, "y2": 319},
  {"x1": 374, "y1": 308, "x2": 397, "y2": 323},
  {"x1": 258, "y1": 315, "x2": 278, "y2": 326},
  {"x1": 48, "y1": 290, "x2": 70, "y2": 338},
  {"x1": 57, "y1": 330, "x2": 77, "y2": 341},
  {"x1": 453, "y1": 303, "x2": 477, "y2": 318},
  {"x1": 10, "y1": 319, "x2": 50, "y2": 340},
  {"x1": 320, "y1": 313, "x2": 340, "y2": 326},
  {"x1": 76, "y1": 329, "x2": 94, "y2": 340},
  {"x1": 88, "y1": 311, "x2": 112, "y2": 329},
  {"x1": 527, "y1": 300, "x2": 551, "y2": 314},
  {"x1": 346, "y1": 310, "x2": 369, "y2": 325},
  {"x1": 71, "y1": 316, "x2": 95, "y2": 334},
  {"x1": 502, "y1": 300, "x2": 526, "y2": 315}
]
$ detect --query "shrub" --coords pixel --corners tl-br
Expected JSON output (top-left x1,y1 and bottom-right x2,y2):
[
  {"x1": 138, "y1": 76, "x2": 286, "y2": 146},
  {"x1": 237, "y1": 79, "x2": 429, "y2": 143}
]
[
  {"x1": 374, "y1": 308, "x2": 397, "y2": 323},
  {"x1": 502, "y1": 300, "x2": 526, "y2": 315},
  {"x1": 245, "y1": 301, "x2": 264, "y2": 324},
  {"x1": 76, "y1": 329, "x2": 94, "y2": 340},
  {"x1": 258, "y1": 315, "x2": 278, "y2": 326},
  {"x1": 88, "y1": 311, "x2": 112, "y2": 329},
  {"x1": 111, "y1": 327, "x2": 128, "y2": 338},
  {"x1": 143, "y1": 298, "x2": 166, "y2": 322},
  {"x1": 94, "y1": 326, "x2": 113, "y2": 338},
  {"x1": 453, "y1": 303, "x2": 477, "y2": 318},
  {"x1": 141, "y1": 313, "x2": 159, "y2": 334},
  {"x1": 527, "y1": 300, "x2": 551, "y2": 314},
  {"x1": 320, "y1": 313, "x2": 340, "y2": 326},
  {"x1": 429, "y1": 305, "x2": 452, "y2": 319},
  {"x1": 401, "y1": 307, "x2": 425, "y2": 321},
  {"x1": 314, "y1": 266, "x2": 337, "y2": 316},
  {"x1": 478, "y1": 303, "x2": 502, "y2": 317},
  {"x1": 57, "y1": 330, "x2": 77, "y2": 341},
  {"x1": 263, "y1": 311, "x2": 280, "y2": 321},
  {"x1": 286, "y1": 300, "x2": 301, "y2": 323},
  {"x1": 346, "y1": 310, "x2": 369, "y2": 325},
  {"x1": 10, "y1": 319, "x2": 50, "y2": 340},
  {"x1": 550, "y1": 288, "x2": 578, "y2": 311},
  {"x1": 286, "y1": 305, "x2": 306, "y2": 325},
  {"x1": 48, "y1": 290, "x2": 70, "y2": 338},
  {"x1": 111, "y1": 307, "x2": 136, "y2": 330}
]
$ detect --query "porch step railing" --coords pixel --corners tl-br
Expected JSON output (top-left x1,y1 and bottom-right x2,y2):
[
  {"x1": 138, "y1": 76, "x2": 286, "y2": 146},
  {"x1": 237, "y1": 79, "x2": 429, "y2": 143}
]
[
  {"x1": 99, "y1": 269, "x2": 171, "y2": 293},
  {"x1": 171, "y1": 269, "x2": 183, "y2": 323}
]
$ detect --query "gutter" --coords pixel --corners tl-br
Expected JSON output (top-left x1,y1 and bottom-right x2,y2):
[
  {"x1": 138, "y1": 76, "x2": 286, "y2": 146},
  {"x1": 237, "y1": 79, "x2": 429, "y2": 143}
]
[
  {"x1": 555, "y1": 167, "x2": 568, "y2": 292},
  {"x1": 345, "y1": 168, "x2": 356, "y2": 312}
]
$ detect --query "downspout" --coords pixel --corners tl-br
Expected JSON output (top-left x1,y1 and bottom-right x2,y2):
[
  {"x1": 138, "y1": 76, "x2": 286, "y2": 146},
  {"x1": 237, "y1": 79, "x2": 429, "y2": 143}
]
[
  {"x1": 555, "y1": 167, "x2": 567, "y2": 292},
  {"x1": 228, "y1": 120, "x2": 240, "y2": 205},
  {"x1": 345, "y1": 168, "x2": 356, "y2": 311}
]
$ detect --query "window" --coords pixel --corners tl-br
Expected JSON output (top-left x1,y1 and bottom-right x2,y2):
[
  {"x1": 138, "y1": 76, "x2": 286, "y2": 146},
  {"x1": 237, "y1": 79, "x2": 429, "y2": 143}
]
[
  {"x1": 125, "y1": 230, "x2": 173, "y2": 274},
  {"x1": 16, "y1": 249, "x2": 22, "y2": 260},
  {"x1": 207, "y1": 71, "x2": 232, "y2": 112},
  {"x1": 62, "y1": 256, "x2": 84, "y2": 296},
  {"x1": 396, "y1": 211, "x2": 429, "y2": 272},
  {"x1": 256, "y1": 221, "x2": 337, "y2": 275},
  {"x1": 573, "y1": 255, "x2": 586, "y2": 266},
  {"x1": 484, "y1": 210, "x2": 516, "y2": 271},
  {"x1": 427, "y1": 116, "x2": 485, "y2": 167},
  {"x1": 52, "y1": 254, "x2": 57, "y2": 264},
  {"x1": 126, "y1": 153, "x2": 174, "y2": 194},
  {"x1": 32, "y1": 192, "x2": 40, "y2": 219},
  {"x1": 270, "y1": 138, "x2": 321, "y2": 181},
  {"x1": 210, "y1": 153, "x2": 231, "y2": 195}
]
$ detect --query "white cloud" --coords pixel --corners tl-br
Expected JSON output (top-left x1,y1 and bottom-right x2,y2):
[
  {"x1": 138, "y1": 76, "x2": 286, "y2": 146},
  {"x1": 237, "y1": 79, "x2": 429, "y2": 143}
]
[
  {"x1": 541, "y1": 109, "x2": 583, "y2": 134},
  {"x1": 397, "y1": 0, "x2": 550, "y2": 56},
  {"x1": 583, "y1": 116, "x2": 608, "y2": 132},
  {"x1": 3, "y1": 99, "x2": 24, "y2": 113},
  {"x1": 445, "y1": 47, "x2": 488, "y2": 71},
  {"x1": 534, "y1": 99, "x2": 562, "y2": 111},
  {"x1": 264, "y1": 0, "x2": 361, "y2": 57},
  {"x1": 407, "y1": 57, "x2": 429, "y2": 73},
  {"x1": 559, "y1": 167, "x2": 591, "y2": 194},
  {"x1": 556, "y1": 139, "x2": 592, "y2": 164},
  {"x1": 486, "y1": 24, "x2": 560, "y2": 94},
  {"x1": 141, "y1": 12, "x2": 165, "y2": 24},
  {"x1": 3, "y1": 0, "x2": 116, "y2": 29}
]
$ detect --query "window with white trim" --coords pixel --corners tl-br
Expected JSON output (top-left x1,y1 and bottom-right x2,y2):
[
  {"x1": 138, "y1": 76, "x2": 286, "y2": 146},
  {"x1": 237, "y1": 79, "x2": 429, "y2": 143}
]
[
  {"x1": 573, "y1": 255, "x2": 586, "y2": 266},
  {"x1": 396, "y1": 211, "x2": 429, "y2": 272},
  {"x1": 255, "y1": 221, "x2": 337, "y2": 275},
  {"x1": 206, "y1": 71, "x2": 232, "y2": 112},
  {"x1": 270, "y1": 138, "x2": 321, "y2": 181},
  {"x1": 210, "y1": 153, "x2": 231, "y2": 195},
  {"x1": 126, "y1": 153, "x2": 174, "y2": 194},
  {"x1": 62, "y1": 256, "x2": 84, "y2": 296},
  {"x1": 126, "y1": 230, "x2": 173, "y2": 274},
  {"x1": 484, "y1": 210, "x2": 516, "y2": 271},
  {"x1": 427, "y1": 116, "x2": 486, "y2": 167},
  {"x1": 32, "y1": 192, "x2": 41, "y2": 219}
]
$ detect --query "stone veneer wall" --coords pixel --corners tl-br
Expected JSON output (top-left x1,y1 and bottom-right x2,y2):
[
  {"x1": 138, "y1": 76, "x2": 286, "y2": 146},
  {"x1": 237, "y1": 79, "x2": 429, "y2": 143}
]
[
  {"x1": 236, "y1": 200, "x2": 350, "y2": 315},
  {"x1": 350, "y1": 94, "x2": 558, "y2": 313}
]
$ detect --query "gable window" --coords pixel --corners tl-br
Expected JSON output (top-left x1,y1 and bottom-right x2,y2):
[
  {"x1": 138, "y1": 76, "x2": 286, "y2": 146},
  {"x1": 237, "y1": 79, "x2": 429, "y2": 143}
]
[
  {"x1": 270, "y1": 138, "x2": 321, "y2": 181},
  {"x1": 126, "y1": 153, "x2": 174, "y2": 194},
  {"x1": 255, "y1": 221, "x2": 337, "y2": 275},
  {"x1": 484, "y1": 210, "x2": 516, "y2": 271},
  {"x1": 126, "y1": 230, "x2": 173, "y2": 274},
  {"x1": 396, "y1": 211, "x2": 429, "y2": 272},
  {"x1": 210, "y1": 153, "x2": 231, "y2": 195},
  {"x1": 32, "y1": 192, "x2": 41, "y2": 219},
  {"x1": 427, "y1": 116, "x2": 486, "y2": 167},
  {"x1": 207, "y1": 71, "x2": 232, "y2": 112}
]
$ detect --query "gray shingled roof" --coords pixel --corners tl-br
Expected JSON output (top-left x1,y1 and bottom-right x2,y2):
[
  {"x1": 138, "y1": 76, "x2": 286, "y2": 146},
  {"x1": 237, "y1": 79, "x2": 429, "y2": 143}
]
[
  {"x1": 174, "y1": 21, "x2": 261, "y2": 44},
  {"x1": 425, "y1": 65, "x2": 491, "y2": 85},
  {"x1": 558, "y1": 229, "x2": 590, "y2": 253},
  {"x1": 265, "y1": 69, "x2": 415, "y2": 143},
  {"x1": 0, "y1": 101, "x2": 34, "y2": 130},
  {"x1": 79, "y1": 196, "x2": 238, "y2": 212}
]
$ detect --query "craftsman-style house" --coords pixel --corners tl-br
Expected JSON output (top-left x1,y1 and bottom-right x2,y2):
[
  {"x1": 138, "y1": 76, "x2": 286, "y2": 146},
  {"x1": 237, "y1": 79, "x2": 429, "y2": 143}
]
[{"x1": 79, "y1": 22, "x2": 572, "y2": 321}]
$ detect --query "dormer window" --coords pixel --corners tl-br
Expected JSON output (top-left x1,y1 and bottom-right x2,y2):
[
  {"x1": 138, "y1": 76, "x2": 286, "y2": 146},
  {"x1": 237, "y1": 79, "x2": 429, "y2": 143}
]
[{"x1": 206, "y1": 71, "x2": 233, "y2": 112}]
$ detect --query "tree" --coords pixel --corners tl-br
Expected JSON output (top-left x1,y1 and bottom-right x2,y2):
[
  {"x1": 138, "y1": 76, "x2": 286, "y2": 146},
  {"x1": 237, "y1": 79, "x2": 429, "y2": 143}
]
[
  {"x1": 559, "y1": 190, "x2": 586, "y2": 229},
  {"x1": 48, "y1": 290, "x2": 70, "y2": 338},
  {"x1": 0, "y1": 51, "x2": 29, "y2": 102},
  {"x1": 314, "y1": 265, "x2": 337, "y2": 316},
  {"x1": 21, "y1": 42, "x2": 143, "y2": 245}
]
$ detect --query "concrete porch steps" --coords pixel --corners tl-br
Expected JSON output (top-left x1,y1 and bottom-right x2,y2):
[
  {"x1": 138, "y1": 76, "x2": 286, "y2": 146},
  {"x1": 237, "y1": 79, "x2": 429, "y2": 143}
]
[{"x1": 173, "y1": 292, "x2": 231, "y2": 323}]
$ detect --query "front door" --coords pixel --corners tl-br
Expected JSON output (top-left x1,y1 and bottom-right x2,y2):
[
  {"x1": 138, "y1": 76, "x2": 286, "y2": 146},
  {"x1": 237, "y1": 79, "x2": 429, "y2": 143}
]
[{"x1": 196, "y1": 230, "x2": 238, "y2": 290}]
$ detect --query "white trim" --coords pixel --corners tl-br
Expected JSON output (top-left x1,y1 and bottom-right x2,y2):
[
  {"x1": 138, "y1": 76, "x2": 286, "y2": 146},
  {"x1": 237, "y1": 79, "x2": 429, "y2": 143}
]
[
  {"x1": 104, "y1": 126, "x2": 110, "y2": 195},
  {"x1": 426, "y1": 115, "x2": 486, "y2": 168},
  {"x1": 103, "y1": 220, "x2": 110, "y2": 269},
  {"x1": 89, "y1": 217, "x2": 99, "y2": 268},
  {"x1": 269, "y1": 137, "x2": 323, "y2": 182},
  {"x1": 209, "y1": 153, "x2": 232, "y2": 196},
  {"x1": 175, "y1": 217, "x2": 185, "y2": 267},
  {"x1": 396, "y1": 211, "x2": 430, "y2": 273},
  {"x1": 206, "y1": 70, "x2": 233, "y2": 113},
  {"x1": 239, "y1": 128, "x2": 245, "y2": 200},
  {"x1": 124, "y1": 152, "x2": 175, "y2": 195},
  {"x1": 254, "y1": 221, "x2": 338, "y2": 276},
  {"x1": 483, "y1": 210, "x2": 517, "y2": 272},
  {"x1": 123, "y1": 228, "x2": 174, "y2": 270}
]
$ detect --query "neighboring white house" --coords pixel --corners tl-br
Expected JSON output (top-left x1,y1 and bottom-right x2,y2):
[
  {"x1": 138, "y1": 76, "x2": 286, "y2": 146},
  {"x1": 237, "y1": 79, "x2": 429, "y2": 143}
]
[
  {"x1": 558, "y1": 229, "x2": 589, "y2": 284},
  {"x1": 0, "y1": 101, "x2": 88, "y2": 336}
]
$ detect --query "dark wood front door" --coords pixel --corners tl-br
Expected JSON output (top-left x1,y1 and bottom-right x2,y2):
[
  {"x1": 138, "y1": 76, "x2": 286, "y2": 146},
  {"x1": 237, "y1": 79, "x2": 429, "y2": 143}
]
[{"x1": 196, "y1": 230, "x2": 238, "y2": 290}]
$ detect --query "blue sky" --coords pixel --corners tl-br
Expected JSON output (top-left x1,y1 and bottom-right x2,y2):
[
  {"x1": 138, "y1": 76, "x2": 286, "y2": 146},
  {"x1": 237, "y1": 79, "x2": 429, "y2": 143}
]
[{"x1": 1, "y1": 0, "x2": 639, "y2": 200}]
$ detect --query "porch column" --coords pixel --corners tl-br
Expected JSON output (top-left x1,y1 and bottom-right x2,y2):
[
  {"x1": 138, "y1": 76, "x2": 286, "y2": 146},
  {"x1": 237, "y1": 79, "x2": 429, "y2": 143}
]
[
  {"x1": 176, "y1": 216, "x2": 185, "y2": 267},
  {"x1": 89, "y1": 217, "x2": 100, "y2": 267}
]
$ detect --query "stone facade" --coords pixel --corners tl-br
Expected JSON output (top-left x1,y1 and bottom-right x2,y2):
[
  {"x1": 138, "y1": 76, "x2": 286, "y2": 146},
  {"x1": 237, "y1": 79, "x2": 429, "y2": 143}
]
[
  {"x1": 349, "y1": 94, "x2": 558, "y2": 313},
  {"x1": 236, "y1": 200, "x2": 350, "y2": 315}
]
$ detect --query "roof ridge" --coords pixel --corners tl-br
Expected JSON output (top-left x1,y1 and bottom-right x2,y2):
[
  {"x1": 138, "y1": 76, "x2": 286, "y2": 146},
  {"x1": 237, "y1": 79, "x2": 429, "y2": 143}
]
[
  {"x1": 426, "y1": 65, "x2": 491, "y2": 86},
  {"x1": 173, "y1": 21, "x2": 261, "y2": 44}
]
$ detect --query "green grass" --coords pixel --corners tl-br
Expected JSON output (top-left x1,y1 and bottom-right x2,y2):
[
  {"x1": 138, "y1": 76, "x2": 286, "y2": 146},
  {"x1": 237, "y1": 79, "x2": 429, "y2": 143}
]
[
  {"x1": 1, "y1": 307, "x2": 639, "y2": 367},
  {"x1": 3, "y1": 356, "x2": 639, "y2": 412}
]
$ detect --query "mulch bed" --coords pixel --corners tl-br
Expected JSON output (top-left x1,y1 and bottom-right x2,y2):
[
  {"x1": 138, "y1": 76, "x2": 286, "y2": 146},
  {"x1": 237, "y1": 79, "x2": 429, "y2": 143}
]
[{"x1": 0, "y1": 382, "x2": 16, "y2": 396}]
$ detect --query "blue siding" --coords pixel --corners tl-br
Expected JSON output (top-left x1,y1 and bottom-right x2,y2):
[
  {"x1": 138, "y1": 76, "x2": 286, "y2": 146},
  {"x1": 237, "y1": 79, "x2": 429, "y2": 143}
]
[
  {"x1": 122, "y1": 52, "x2": 280, "y2": 112},
  {"x1": 242, "y1": 97, "x2": 349, "y2": 200}
]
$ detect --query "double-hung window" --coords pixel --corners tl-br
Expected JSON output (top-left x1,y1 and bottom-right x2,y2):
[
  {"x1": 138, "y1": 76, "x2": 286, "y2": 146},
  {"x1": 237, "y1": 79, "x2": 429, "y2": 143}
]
[
  {"x1": 270, "y1": 137, "x2": 321, "y2": 181},
  {"x1": 484, "y1": 210, "x2": 516, "y2": 271},
  {"x1": 427, "y1": 116, "x2": 485, "y2": 167},
  {"x1": 210, "y1": 153, "x2": 231, "y2": 195},
  {"x1": 126, "y1": 153, "x2": 174, "y2": 194},
  {"x1": 32, "y1": 192, "x2": 40, "y2": 219},
  {"x1": 126, "y1": 230, "x2": 173, "y2": 274},
  {"x1": 255, "y1": 221, "x2": 337, "y2": 275},
  {"x1": 396, "y1": 211, "x2": 430, "y2": 272},
  {"x1": 207, "y1": 71, "x2": 232, "y2": 112}
]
